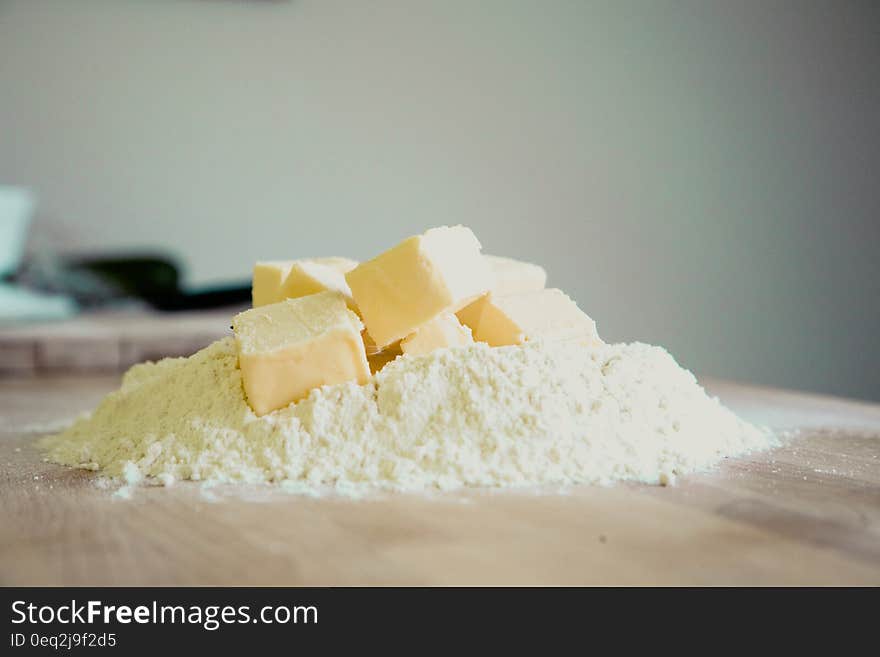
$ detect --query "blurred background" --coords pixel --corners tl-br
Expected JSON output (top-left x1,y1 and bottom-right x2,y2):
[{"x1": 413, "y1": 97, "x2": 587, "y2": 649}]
[{"x1": 0, "y1": 0, "x2": 878, "y2": 400}]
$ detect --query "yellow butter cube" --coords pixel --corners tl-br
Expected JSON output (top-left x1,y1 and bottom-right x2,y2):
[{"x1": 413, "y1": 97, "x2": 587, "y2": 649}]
[
  {"x1": 283, "y1": 257, "x2": 359, "y2": 310},
  {"x1": 400, "y1": 313, "x2": 473, "y2": 357},
  {"x1": 252, "y1": 257, "x2": 358, "y2": 308},
  {"x1": 472, "y1": 288, "x2": 601, "y2": 347},
  {"x1": 233, "y1": 292, "x2": 370, "y2": 415},
  {"x1": 455, "y1": 296, "x2": 488, "y2": 334},
  {"x1": 345, "y1": 226, "x2": 492, "y2": 347},
  {"x1": 252, "y1": 261, "x2": 296, "y2": 307},
  {"x1": 456, "y1": 255, "x2": 547, "y2": 332}
]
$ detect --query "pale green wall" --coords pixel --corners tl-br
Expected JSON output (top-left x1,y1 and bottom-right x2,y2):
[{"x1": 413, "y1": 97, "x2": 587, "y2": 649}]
[{"x1": 1, "y1": 0, "x2": 878, "y2": 399}]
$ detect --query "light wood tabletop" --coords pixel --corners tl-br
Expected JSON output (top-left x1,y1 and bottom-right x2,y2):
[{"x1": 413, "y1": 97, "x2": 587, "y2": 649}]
[{"x1": 1, "y1": 374, "x2": 878, "y2": 586}]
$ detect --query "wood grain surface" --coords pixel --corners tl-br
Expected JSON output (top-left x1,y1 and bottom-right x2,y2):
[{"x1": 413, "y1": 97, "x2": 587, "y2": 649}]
[{"x1": 1, "y1": 374, "x2": 878, "y2": 586}]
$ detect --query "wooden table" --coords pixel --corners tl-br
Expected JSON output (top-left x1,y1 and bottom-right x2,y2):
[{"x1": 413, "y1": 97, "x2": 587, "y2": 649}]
[
  {"x1": 0, "y1": 309, "x2": 234, "y2": 376},
  {"x1": 1, "y1": 375, "x2": 878, "y2": 586}
]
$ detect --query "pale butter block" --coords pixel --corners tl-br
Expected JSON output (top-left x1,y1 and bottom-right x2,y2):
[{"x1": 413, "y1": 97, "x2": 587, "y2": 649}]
[
  {"x1": 233, "y1": 292, "x2": 370, "y2": 415},
  {"x1": 252, "y1": 261, "x2": 296, "y2": 307},
  {"x1": 472, "y1": 288, "x2": 601, "y2": 347},
  {"x1": 485, "y1": 255, "x2": 547, "y2": 296},
  {"x1": 345, "y1": 225, "x2": 492, "y2": 347},
  {"x1": 400, "y1": 313, "x2": 473, "y2": 357},
  {"x1": 456, "y1": 255, "x2": 547, "y2": 332},
  {"x1": 282, "y1": 257, "x2": 359, "y2": 310},
  {"x1": 252, "y1": 257, "x2": 358, "y2": 308},
  {"x1": 455, "y1": 295, "x2": 488, "y2": 333}
]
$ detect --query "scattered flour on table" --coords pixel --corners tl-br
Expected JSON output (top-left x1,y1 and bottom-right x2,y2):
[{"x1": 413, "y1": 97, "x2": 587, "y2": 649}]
[{"x1": 40, "y1": 337, "x2": 774, "y2": 496}]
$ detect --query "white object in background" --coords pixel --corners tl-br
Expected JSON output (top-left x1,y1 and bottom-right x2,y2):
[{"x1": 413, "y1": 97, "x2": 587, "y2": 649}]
[
  {"x1": 0, "y1": 283, "x2": 76, "y2": 322},
  {"x1": 0, "y1": 186, "x2": 76, "y2": 322},
  {"x1": 0, "y1": 186, "x2": 34, "y2": 276}
]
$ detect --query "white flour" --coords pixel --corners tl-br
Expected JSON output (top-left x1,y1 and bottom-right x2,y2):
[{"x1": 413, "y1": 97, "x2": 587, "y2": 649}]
[{"x1": 40, "y1": 337, "x2": 774, "y2": 495}]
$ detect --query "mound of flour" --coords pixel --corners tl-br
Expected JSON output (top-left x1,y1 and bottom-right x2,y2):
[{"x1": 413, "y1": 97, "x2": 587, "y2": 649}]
[{"x1": 40, "y1": 337, "x2": 773, "y2": 494}]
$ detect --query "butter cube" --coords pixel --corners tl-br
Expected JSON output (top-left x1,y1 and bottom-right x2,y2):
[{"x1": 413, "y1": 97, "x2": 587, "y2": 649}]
[
  {"x1": 345, "y1": 226, "x2": 492, "y2": 347},
  {"x1": 485, "y1": 255, "x2": 547, "y2": 296},
  {"x1": 252, "y1": 258, "x2": 358, "y2": 308},
  {"x1": 283, "y1": 257, "x2": 359, "y2": 310},
  {"x1": 454, "y1": 296, "x2": 488, "y2": 334},
  {"x1": 252, "y1": 261, "x2": 296, "y2": 307},
  {"x1": 471, "y1": 288, "x2": 601, "y2": 347},
  {"x1": 233, "y1": 292, "x2": 370, "y2": 415},
  {"x1": 456, "y1": 255, "x2": 547, "y2": 332},
  {"x1": 400, "y1": 313, "x2": 473, "y2": 357}
]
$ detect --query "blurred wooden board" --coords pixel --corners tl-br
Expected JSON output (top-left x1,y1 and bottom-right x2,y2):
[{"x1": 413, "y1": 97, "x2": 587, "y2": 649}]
[
  {"x1": 0, "y1": 310, "x2": 237, "y2": 375},
  {"x1": 0, "y1": 376, "x2": 878, "y2": 586}
]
